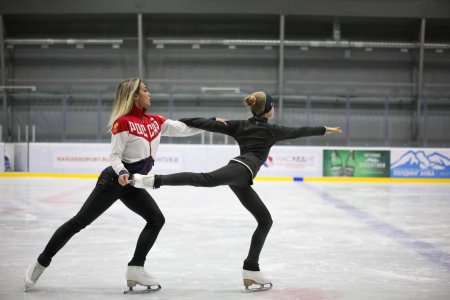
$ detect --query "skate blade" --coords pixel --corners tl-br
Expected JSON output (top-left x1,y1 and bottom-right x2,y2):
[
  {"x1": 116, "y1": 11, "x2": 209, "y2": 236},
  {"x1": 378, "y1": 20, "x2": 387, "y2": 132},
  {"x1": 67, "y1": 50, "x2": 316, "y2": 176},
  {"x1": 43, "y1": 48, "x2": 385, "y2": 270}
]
[
  {"x1": 242, "y1": 283, "x2": 273, "y2": 293},
  {"x1": 124, "y1": 285, "x2": 161, "y2": 294},
  {"x1": 24, "y1": 281, "x2": 35, "y2": 292}
]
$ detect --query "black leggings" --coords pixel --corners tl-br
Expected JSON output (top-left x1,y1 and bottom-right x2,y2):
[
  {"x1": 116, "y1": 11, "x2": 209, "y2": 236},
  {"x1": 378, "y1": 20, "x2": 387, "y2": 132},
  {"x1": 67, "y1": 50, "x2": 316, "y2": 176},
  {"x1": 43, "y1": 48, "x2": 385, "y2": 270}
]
[
  {"x1": 158, "y1": 162, "x2": 272, "y2": 271},
  {"x1": 38, "y1": 167, "x2": 165, "y2": 268}
]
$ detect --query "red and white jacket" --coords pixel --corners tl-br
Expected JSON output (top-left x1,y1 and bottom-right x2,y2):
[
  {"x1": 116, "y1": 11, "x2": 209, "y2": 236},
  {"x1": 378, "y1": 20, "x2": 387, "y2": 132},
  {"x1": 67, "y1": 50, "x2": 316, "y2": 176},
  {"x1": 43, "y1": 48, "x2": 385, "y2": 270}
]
[{"x1": 110, "y1": 106, "x2": 201, "y2": 176}]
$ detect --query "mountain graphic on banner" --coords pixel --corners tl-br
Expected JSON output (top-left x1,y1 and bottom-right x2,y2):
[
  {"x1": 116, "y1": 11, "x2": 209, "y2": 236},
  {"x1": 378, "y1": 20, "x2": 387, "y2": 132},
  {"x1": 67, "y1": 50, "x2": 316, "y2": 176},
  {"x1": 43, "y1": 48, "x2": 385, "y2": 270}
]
[{"x1": 391, "y1": 151, "x2": 450, "y2": 171}]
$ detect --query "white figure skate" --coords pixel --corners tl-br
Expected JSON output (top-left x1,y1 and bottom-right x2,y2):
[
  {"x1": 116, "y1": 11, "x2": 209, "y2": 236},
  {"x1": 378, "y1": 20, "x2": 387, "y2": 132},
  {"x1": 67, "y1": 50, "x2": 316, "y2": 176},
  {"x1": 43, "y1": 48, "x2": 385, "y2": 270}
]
[
  {"x1": 24, "y1": 261, "x2": 46, "y2": 291},
  {"x1": 130, "y1": 174, "x2": 155, "y2": 189},
  {"x1": 124, "y1": 266, "x2": 161, "y2": 294},
  {"x1": 242, "y1": 269, "x2": 273, "y2": 292}
]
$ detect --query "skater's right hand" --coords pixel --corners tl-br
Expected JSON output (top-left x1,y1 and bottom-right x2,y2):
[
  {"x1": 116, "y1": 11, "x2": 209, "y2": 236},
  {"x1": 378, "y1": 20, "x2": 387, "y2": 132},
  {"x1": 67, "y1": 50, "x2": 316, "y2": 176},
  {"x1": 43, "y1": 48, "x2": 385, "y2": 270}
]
[
  {"x1": 325, "y1": 127, "x2": 342, "y2": 135},
  {"x1": 118, "y1": 174, "x2": 130, "y2": 186}
]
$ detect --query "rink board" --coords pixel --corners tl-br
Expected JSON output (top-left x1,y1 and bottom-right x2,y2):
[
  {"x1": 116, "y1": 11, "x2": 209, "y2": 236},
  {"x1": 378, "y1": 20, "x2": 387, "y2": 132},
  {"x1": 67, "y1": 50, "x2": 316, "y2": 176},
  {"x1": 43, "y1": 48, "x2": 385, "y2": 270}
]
[{"x1": 1, "y1": 143, "x2": 450, "y2": 180}]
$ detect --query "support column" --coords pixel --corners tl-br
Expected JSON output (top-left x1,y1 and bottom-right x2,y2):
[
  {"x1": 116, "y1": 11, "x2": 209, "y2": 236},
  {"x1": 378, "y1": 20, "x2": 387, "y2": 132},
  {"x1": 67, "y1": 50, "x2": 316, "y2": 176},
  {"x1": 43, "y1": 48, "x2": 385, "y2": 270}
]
[
  {"x1": 277, "y1": 15, "x2": 285, "y2": 124},
  {"x1": 414, "y1": 17, "x2": 426, "y2": 144},
  {"x1": 384, "y1": 96, "x2": 390, "y2": 146},
  {"x1": 0, "y1": 15, "x2": 8, "y2": 142},
  {"x1": 306, "y1": 95, "x2": 312, "y2": 145},
  {"x1": 62, "y1": 91, "x2": 68, "y2": 141},
  {"x1": 96, "y1": 89, "x2": 101, "y2": 141},
  {"x1": 137, "y1": 14, "x2": 145, "y2": 79},
  {"x1": 345, "y1": 96, "x2": 350, "y2": 146}
]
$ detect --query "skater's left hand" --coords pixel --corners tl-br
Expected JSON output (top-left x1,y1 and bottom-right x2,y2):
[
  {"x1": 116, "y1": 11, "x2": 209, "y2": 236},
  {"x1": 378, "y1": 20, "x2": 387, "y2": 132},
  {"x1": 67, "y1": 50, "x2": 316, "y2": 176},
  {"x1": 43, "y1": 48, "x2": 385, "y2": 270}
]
[
  {"x1": 325, "y1": 127, "x2": 342, "y2": 135},
  {"x1": 216, "y1": 117, "x2": 228, "y2": 125},
  {"x1": 118, "y1": 174, "x2": 130, "y2": 186}
]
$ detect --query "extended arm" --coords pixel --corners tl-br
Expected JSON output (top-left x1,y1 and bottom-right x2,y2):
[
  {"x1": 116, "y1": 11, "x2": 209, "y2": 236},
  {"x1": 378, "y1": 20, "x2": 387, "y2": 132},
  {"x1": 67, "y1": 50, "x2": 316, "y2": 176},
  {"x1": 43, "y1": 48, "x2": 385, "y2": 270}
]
[
  {"x1": 275, "y1": 125, "x2": 342, "y2": 142},
  {"x1": 161, "y1": 119, "x2": 203, "y2": 137},
  {"x1": 179, "y1": 117, "x2": 240, "y2": 137},
  {"x1": 274, "y1": 125, "x2": 326, "y2": 142}
]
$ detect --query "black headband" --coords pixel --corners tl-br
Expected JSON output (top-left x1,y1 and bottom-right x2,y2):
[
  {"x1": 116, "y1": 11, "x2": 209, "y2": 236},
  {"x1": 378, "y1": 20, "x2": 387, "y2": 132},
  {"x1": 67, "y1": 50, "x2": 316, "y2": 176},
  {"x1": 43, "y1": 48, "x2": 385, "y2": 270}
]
[{"x1": 257, "y1": 92, "x2": 274, "y2": 116}]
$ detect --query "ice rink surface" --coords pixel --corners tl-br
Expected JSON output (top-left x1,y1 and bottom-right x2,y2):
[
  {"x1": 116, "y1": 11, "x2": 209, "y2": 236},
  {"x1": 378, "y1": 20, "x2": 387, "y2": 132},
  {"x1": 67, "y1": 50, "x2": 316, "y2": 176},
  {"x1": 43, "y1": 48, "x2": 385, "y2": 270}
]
[{"x1": 1, "y1": 177, "x2": 449, "y2": 300}]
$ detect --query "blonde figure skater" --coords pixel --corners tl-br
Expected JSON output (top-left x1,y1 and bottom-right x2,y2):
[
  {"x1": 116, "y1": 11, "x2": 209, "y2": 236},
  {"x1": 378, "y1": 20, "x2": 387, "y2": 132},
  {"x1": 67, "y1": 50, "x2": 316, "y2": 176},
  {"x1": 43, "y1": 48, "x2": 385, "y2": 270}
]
[
  {"x1": 24, "y1": 78, "x2": 206, "y2": 294},
  {"x1": 131, "y1": 91, "x2": 342, "y2": 292}
]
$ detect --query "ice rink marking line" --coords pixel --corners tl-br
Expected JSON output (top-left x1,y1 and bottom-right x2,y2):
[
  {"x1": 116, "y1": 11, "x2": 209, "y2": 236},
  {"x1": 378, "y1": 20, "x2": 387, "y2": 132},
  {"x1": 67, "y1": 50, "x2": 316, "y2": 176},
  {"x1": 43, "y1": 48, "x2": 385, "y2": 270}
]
[
  {"x1": 1, "y1": 173, "x2": 450, "y2": 183},
  {"x1": 301, "y1": 183, "x2": 450, "y2": 273}
]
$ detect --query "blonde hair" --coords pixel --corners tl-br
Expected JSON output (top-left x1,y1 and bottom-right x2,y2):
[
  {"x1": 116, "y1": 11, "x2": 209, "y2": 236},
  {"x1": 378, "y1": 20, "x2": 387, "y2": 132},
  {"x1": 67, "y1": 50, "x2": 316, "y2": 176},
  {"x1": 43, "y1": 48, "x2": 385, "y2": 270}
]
[
  {"x1": 108, "y1": 78, "x2": 141, "y2": 128},
  {"x1": 243, "y1": 91, "x2": 266, "y2": 116}
]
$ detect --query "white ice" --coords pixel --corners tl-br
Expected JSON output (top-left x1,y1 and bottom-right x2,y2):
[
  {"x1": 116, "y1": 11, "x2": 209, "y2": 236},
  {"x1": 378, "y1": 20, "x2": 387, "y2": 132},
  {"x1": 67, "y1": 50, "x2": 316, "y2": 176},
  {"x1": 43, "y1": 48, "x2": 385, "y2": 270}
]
[{"x1": 1, "y1": 177, "x2": 450, "y2": 300}]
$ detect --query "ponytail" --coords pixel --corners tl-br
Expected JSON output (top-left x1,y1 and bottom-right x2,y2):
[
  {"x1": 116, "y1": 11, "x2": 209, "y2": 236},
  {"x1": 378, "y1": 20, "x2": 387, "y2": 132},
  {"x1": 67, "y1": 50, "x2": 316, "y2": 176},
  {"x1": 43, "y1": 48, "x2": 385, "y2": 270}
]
[
  {"x1": 243, "y1": 91, "x2": 267, "y2": 116},
  {"x1": 243, "y1": 94, "x2": 257, "y2": 108}
]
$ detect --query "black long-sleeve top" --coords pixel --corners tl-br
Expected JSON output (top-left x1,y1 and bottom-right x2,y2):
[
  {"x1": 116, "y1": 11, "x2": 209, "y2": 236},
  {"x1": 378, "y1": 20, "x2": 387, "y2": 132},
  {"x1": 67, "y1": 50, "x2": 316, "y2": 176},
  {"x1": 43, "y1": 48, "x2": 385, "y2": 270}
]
[{"x1": 180, "y1": 117, "x2": 326, "y2": 180}]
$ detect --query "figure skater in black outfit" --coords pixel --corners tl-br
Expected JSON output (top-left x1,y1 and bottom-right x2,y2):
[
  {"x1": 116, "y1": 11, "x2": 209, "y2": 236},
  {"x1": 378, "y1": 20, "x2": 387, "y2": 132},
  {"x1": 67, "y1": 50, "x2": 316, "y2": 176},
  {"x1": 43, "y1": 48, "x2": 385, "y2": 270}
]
[{"x1": 131, "y1": 91, "x2": 342, "y2": 291}]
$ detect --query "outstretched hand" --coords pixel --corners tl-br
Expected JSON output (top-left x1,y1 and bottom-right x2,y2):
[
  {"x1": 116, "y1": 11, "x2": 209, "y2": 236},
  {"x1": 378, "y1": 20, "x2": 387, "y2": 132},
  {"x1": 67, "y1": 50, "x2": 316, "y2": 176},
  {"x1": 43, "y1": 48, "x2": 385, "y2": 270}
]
[
  {"x1": 325, "y1": 127, "x2": 342, "y2": 135},
  {"x1": 216, "y1": 117, "x2": 228, "y2": 125}
]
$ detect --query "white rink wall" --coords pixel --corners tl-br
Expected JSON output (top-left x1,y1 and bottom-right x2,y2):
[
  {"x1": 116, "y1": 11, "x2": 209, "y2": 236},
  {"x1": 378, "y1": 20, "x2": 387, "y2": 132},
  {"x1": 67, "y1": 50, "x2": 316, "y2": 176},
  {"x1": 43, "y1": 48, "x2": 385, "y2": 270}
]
[
  {"x1": 22, "y1": 143, "x2": 325, "y2": 177},
  {"x1": 3, "y1": 143, "x2": 450, "y2": 179}
]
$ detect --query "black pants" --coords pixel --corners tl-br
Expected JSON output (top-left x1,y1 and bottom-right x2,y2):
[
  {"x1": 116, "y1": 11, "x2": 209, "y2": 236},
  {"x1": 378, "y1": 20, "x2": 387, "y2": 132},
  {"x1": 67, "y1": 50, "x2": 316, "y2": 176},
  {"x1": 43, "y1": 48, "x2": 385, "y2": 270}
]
[
  {"x1": 38, "y1": 166, "x2": 165, "y2": 268},
  {"x1": 158, "y1": 162, "x2": 272, "y2": 271}
]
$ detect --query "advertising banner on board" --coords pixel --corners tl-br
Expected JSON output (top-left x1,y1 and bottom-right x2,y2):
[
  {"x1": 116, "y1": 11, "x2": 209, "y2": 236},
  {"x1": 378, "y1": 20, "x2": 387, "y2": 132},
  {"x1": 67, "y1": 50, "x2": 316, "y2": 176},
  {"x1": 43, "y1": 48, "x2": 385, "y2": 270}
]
[
  {"x1": 390, "y1": 149, "x2": 450, "y2": 178},
  {"x1": 258, "y1": 146, "x2": 323, "y2": 177},
  {"x1": 28, "y1": 143, "x2": 240, "y2": 174},
  {"x1": 30, "y1": 143, "x2": 110, "y2": 174},
  {"x1": 323, "y1": 149, "x2": 390, "y2": 177}
]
